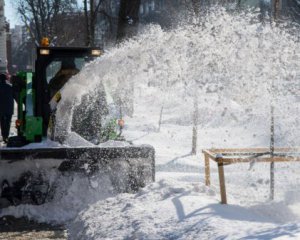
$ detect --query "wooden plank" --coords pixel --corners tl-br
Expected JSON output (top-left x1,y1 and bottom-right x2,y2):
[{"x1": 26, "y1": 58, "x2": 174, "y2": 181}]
[
  {"x1": 202, "y1": 148, "x2": 300, "y2": 162},
  {"x1": 216, "y1": 156, "x2": 300, "y2": 164},
  {"x1": 218, "y1": 152, "x2": 300, "y2": 157},
  {"x1": 217, "y1": 161, "x2": 227, "y2": 204},
  {"x1": 204, "y1": 153, "x2": 211, "y2": 186},
  {"x1": 210, "y1": 147, "x2": 300, "y2": 153},
  {"x1": 202, "y1": 149, "x2": 217, "y2": 161},
  {"x1": 273, "y1": 147, "x2": 300, "y2": 153},
  {"x1": 220, "y1": 152, "x2": 270, "y2": 156},
  {"x1": 211, "y1": 148, "x2": 269, "y2": 153}
]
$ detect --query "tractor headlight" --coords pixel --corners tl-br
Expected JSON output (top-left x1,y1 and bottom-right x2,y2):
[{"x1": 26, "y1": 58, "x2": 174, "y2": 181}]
[{"x1": 91, "y1": 49, "x2": 102, "y2": 56}]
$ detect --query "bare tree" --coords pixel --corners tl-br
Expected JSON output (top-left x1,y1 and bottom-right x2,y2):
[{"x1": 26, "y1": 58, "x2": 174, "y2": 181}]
[
  {"x1": 83, "y1": 0, "x2": 121, "y2": 47},
  {"x1": 273, "y1": 0, "x2": 281, "y2": 20},
  {"x1": 16, "y1": 0, "x2": 77, "y2": 43},
  {"x1": 52, "y1": 12, "x2": 86, "y2": 46},
  {"x1": 116, "y1": 0, "x2": 141, "y2": 42},
  {"x1": 191, "y1": 0, "x2": 201, "y2": 17},
  {"x1": 182, "y1": 0, "x2": 201, "y2": 18},
  {"x1": 83, "y1": 0, "x2": 104, "y2": 46}
]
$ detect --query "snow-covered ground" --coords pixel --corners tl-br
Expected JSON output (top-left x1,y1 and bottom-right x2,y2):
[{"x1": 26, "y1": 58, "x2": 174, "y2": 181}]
[
  {"x1": 2, "y1": 101, "x2": 300, "y2": 239},
  {"x1": 68, "y1": 180, "x2": 300, "y2": 240},
  {"x1": 2, "y1": 120, "x2": 300, "y2": 239},
  {"x1": 1, "y1": 8, "x2": 300, "y2": 239}
]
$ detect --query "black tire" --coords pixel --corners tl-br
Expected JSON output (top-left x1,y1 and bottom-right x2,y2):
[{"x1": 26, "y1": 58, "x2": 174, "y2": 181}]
[{"x1": 6, "y1": 136, "x2": 27, "y2": 148}]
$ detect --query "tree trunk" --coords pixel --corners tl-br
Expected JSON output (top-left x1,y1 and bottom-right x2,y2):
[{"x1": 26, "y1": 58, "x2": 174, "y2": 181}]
[
  {"x1": 270, "y1": 76, "x2": 275, "y2": 200},
  {"x1": 116, "y1": 0, "x2": 141, "y2": 42},
  {"x1": 268, "y1": 62, "x2": 276, "y2": 200},
  {"x1": 270, "y1": 104, "x2": 275, "y2": 200},
  {"x1": 89, "y1": 0, "x2": 96, "y2": 47},
  {"x1": 273, "y1": 0, "x2": 280, "y2": 20},
  {"x1": 157, "y1": 105, "x2": 164, "y2": 132},
  {"x1": 191, "y1": 0, "x2": 200, "y2": 17},
  {"x1": 84, "y1": 0, "x2": 90, "y2": 46},
  {"x1": 192, "y1": 91, "x2": 199, "y2": 155}
]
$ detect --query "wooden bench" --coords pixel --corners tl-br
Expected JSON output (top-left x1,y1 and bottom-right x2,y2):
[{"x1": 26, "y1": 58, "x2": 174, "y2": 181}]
[{"x1": 202, "y1": 148, "x2": 300, "y2": 204}]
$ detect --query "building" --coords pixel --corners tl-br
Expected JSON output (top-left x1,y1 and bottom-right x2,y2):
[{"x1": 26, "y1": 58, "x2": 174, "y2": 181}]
[
  {"x1": 11, "y1": 25, "x2": 24, "y2": 52},
  {"x1": 6, "y1": 21, "x2": 11, "y2": 73},
  {"x1": 10, "y1": 24, "x2": 33, "y2": 73}
]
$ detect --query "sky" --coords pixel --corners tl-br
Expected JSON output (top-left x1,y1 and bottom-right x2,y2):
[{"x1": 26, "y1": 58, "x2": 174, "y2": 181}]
[{"x1": 5, "y1": 1, "x2": 20, "y2": 27}]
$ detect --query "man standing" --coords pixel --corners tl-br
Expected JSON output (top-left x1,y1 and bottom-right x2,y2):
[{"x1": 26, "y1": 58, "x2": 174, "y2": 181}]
[{"x1": 0, "y1": 73, "x2": 13, "y2": 143}]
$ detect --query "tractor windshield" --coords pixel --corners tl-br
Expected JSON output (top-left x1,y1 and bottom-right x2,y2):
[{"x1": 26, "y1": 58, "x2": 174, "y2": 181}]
[
  {"x1": 46, "y1": 57, "x2": 86, "y2": 83},
  {"x1": 47, "y1": 57, "x2": 87, "y2": 99}
]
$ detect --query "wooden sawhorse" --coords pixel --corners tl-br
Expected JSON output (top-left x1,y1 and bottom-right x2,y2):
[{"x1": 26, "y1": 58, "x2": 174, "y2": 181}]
[{"x1": 202, "y1": 148, "x2": 300, "y2": 204}]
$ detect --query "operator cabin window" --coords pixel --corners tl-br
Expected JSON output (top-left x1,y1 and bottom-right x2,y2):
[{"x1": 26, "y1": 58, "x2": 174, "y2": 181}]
[
  {"x1": 46, "y1": 58, "x2": 86, "y2": 83},
  {"x1": 47, "y1": 57, "x2": 87, "y2": 99},
  {"x1": 46, "y1": 61, "x2": 61, "y2": 83}
]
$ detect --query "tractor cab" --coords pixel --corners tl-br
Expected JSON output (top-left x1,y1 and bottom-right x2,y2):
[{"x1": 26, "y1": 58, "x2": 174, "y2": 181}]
[{"x1": 9, "y1": 46, "x2": 102, "y2": 147}]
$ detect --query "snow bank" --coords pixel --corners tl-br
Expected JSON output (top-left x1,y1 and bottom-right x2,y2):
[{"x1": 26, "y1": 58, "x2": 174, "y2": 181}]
[
  {"x1": 0, "y1": 173, "x2": 115, "y2": 224},
  {"x1": 68, "y1": 179, "x2": 300, "y2": 240}
]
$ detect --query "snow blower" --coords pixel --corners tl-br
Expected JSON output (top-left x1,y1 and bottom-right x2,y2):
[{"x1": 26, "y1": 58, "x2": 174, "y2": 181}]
[{"x1": 0, "y1": 45, "x2": 155, "y2": 207}]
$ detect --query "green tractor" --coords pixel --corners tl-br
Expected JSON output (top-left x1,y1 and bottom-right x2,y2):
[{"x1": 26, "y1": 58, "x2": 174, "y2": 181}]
[{"x1": 0, "y1": 46, "x2": 155, "y2": 207}]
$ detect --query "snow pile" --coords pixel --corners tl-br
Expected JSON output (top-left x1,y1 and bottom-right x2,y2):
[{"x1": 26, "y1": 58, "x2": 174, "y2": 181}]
[
  {"x1": 63, "y1": 132, "x2": 95, "y2": 147},
  {"x1": 1, "y1": 173, "x2": 115, "y2": 223},
  {"x1": 22, "y1": 139, "x2": 62, "y2": 149},
  {"x1": 68, "y1": 179, "x2": 300, "y2": 240},
  {"x1": 99, "y1": 140, "x2": 131, "y2": 147}
]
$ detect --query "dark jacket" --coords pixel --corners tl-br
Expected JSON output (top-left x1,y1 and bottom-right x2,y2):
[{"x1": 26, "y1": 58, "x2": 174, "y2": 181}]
[{"x1": 0, "y1": 77, "x2": 14, "y2": 116}]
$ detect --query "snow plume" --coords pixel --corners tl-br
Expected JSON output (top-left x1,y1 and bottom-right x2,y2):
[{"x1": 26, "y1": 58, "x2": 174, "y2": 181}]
[{"x1": 56, "y1": 7, "x2": 299, "y2": 149}]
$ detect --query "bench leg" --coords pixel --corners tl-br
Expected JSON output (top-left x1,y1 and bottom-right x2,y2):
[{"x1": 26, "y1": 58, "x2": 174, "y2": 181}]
[{"x1": 218, "y1": 162, "x2": 227, "y2": 204}]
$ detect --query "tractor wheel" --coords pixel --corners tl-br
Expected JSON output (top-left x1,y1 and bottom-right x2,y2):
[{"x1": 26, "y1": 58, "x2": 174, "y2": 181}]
[{"x1": 6, "y1": 136, "x2": 27, "y2": 148}]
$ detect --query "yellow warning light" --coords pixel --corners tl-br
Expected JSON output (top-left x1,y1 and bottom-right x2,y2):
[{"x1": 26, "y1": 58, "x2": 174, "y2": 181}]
[{"x1": 41, "y1": 37, "x2": 50, "y2": 47}]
